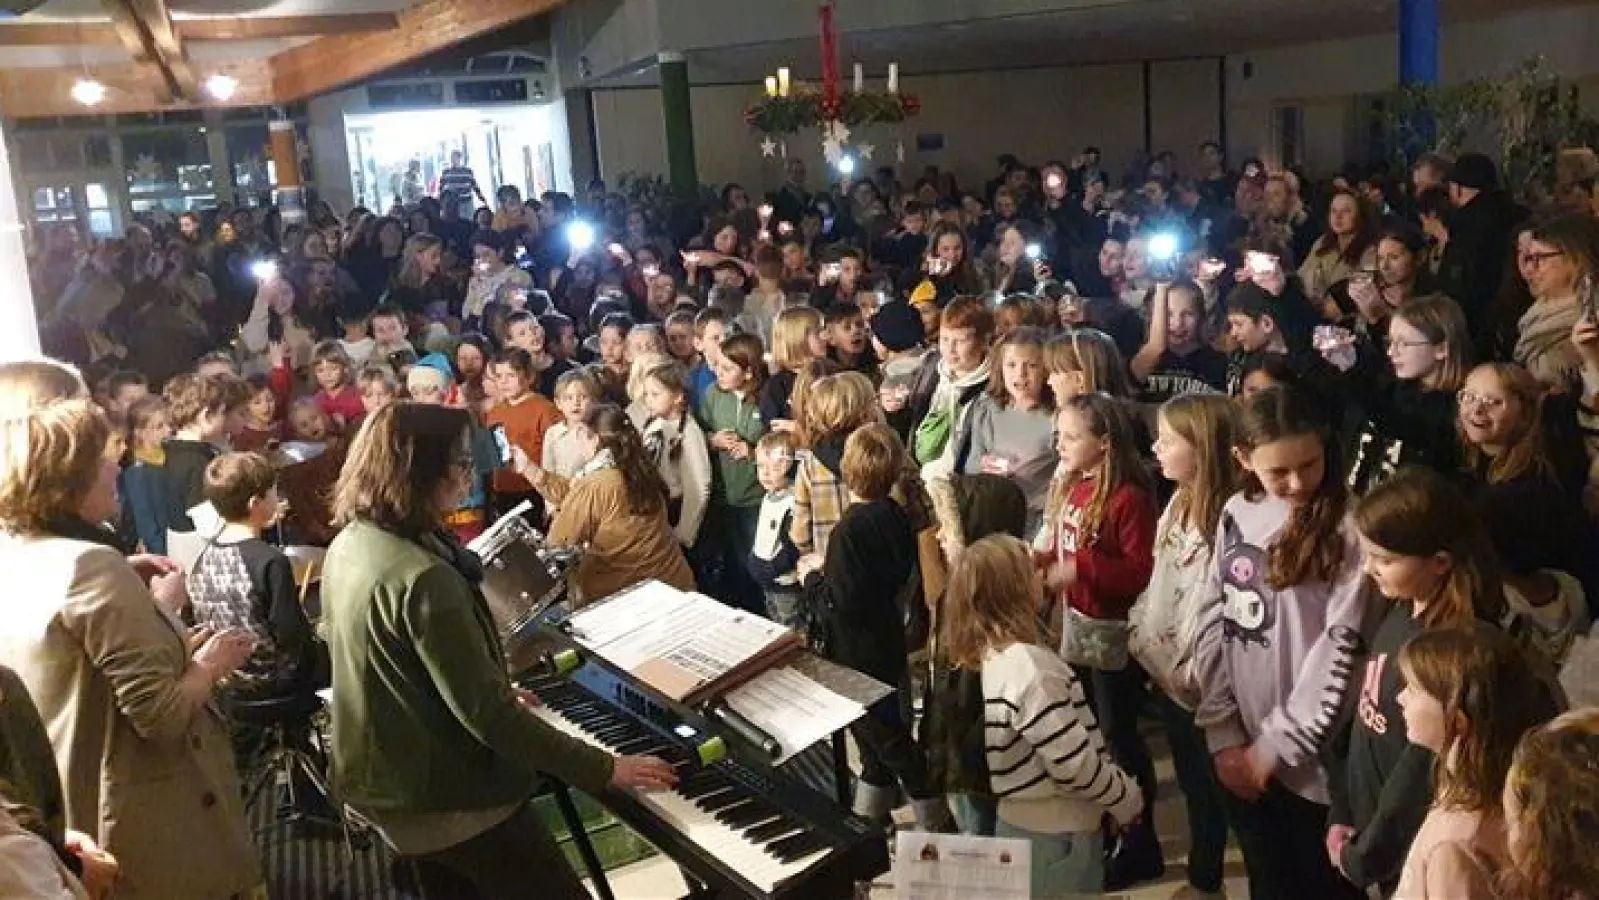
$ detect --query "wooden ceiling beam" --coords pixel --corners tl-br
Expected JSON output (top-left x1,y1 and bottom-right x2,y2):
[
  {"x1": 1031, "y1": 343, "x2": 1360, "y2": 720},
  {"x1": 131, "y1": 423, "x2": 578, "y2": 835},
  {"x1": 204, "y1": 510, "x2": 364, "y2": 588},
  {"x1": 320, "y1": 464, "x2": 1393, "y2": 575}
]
[
  {"x1": 0, "y1": 14, "x2": 401, "y2": 46},
  {"x1": 128, "y1": 0, "x2": 200, "y2": 99},
  {"x1": 100, "y1": 0, "x2": 199, "y2": 102},
  {"x1": 0, "y1": 59, "x2": 272, "y2": 118},
  {"x1": 0, "y1": 22, "x2": 123, "y2": 46},
  {"x1": 176, "y1": 13, "x2": 401, "y2": 41},
  {"x1": 269, "y1": 0, "x2": 570, "y2": 101}
]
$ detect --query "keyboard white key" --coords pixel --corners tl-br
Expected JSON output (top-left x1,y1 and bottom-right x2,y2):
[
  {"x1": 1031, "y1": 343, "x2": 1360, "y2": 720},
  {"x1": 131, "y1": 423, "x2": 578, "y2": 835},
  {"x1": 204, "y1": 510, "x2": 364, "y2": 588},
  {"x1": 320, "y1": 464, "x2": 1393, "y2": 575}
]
[{"x1": 531, "y1": 705, "x2": 831, "y2": 893}]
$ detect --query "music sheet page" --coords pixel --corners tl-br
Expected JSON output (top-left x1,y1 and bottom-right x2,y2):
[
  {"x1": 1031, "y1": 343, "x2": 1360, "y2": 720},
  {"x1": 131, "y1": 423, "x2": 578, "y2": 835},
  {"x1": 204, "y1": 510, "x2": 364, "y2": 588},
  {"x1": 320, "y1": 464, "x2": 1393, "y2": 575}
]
[
  {"x1": 723, "y1": 666, "x2": 865, "y2": 764},
  {"x1": 892, "y1": 832, "x2": 1032, "y2": 899}
]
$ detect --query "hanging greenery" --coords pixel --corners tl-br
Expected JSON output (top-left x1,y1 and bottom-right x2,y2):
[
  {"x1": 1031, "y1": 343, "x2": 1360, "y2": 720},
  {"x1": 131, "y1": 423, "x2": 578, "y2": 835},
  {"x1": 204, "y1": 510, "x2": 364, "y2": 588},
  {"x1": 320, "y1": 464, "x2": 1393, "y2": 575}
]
[
  {"x1": 744, "y1": 89, "x2": 921, "y2": 136},
  {"x1": 1378, "y1": 56, "x2": 1599, "y2": 203}
]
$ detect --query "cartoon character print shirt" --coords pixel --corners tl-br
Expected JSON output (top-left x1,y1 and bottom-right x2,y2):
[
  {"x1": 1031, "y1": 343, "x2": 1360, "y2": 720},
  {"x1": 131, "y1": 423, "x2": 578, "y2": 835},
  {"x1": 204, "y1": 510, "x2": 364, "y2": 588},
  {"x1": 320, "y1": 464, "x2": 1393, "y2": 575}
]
[{"x1": 1192, "y1": 491, "x2": 1377, "y2": 805}]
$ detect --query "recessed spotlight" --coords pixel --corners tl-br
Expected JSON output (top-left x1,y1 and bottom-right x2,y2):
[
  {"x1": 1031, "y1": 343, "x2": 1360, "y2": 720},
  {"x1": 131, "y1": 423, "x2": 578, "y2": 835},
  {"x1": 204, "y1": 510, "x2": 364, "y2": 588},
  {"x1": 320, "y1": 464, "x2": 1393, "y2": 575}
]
[
  {"x1": 71, "y1": 78, "x2": 106, "y2": 106},
  {"x1": 205, "y1": 73, "x2": 238, "y2": 101}
]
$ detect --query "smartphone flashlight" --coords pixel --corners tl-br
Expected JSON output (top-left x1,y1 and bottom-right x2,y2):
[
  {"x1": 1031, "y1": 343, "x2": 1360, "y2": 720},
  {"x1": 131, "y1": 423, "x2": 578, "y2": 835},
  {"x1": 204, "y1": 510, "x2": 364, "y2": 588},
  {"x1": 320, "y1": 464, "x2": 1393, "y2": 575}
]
[
  {"x1": 1147, "y1": 233, "x2": 1179, "y2": 261},
  {"x1": 757, "y1": 203, "x2": 774, "y2": 221},
  {"x1": 1246, "y1": 251, "x2": 1277, "y2": 276},
  {"x1": 566, "y1": 221, "x2": 596, "y2": 252},
  {"x1": 836, "y1": 155, "x2": 856, "y2": 176},
  {"x1": 1025, "y1": 243, "x2": 1043, "y2": 260},
  {"x1": 251, "y1": 260, "x2": 278, "y2": 281},
  {"x1": 607, "y1": 242, "x2": 626, "y2": 257}
]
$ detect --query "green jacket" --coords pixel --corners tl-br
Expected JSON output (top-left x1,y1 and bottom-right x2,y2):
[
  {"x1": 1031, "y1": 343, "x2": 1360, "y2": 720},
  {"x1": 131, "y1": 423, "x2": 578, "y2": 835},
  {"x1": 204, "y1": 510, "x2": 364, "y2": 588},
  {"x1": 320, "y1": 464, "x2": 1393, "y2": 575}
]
[
  {"x1": 321, "y1": 520, "x2": 612, "y2": 813},
  {"x1": 696, "y1": 386, "x2": 766, "y2": 508}
]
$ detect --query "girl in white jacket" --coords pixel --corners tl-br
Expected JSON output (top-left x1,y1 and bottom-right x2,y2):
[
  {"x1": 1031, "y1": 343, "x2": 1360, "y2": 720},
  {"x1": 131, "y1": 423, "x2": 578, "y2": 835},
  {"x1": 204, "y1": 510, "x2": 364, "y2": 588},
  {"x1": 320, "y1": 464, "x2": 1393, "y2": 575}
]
[
  {"x1": 1127, "y1": 393, "x2": 1241, "y2": 900},
  {"x1": 638, "y1": 359, "x2": 712, "y2": 550},
  {"x1": 941, "y1": 534, "x2": 1142, "y2": 898}
]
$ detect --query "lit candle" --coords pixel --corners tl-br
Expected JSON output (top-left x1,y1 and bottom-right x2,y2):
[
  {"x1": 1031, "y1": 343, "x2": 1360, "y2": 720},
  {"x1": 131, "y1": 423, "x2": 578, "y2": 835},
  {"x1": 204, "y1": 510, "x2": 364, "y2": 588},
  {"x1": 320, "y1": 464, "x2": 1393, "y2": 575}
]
[
  {"x1": 853, "y1": 63, "x2": 863, "y2": 92},
  {"x1": 887, "y1": 63, "x2": 899, "y2": 94},
  {"x1": 765, "y1": 75, "x2": 778, "y2": 97},
  {"x1": 777, "y1": 67, "x2": 791, "y2": 97}
]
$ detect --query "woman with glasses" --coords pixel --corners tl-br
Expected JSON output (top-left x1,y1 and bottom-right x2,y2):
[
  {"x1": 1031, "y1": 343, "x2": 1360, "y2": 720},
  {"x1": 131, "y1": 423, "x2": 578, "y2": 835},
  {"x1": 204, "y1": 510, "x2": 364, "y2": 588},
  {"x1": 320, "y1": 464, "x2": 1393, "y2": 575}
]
[
  {"x1": 321, "y1": 402, "x2": 678, "y2": 897},
  {"x1": 1514, "y1": 213, "x2": 1598, "y2": 394}
]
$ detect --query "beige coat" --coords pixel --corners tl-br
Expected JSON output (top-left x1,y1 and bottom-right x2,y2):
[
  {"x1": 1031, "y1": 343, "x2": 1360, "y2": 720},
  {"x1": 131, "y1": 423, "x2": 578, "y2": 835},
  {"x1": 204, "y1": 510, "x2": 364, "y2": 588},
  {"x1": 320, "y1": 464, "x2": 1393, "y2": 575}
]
[{"x1": 0, "y1": 533, "x2": 261, "y2": 899}]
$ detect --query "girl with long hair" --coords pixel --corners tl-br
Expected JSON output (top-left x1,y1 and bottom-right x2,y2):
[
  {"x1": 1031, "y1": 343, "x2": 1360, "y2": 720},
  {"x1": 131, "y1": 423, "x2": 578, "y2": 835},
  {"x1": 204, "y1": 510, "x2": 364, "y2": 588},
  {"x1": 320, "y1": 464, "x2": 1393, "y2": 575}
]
[
  {"x1": 1300, "y1": 187, "x2": 1379, "y2": 305},
  {"x1": 1393, "y1": 624, "x2": 1562, "y2": 898},
  {"x1": 1128, "y1": 394, "x2": 1240, "y2": 899},
  {"x1": 385, "y1": 233, "x2": 461, "y2": 323},
  {"x1": 1328, "y1": 468, "x2": 1508, "y2": 895},
  {"x1": 942, "y1": 535, "x2": 1142, "y2": 896},
  {"x1": 1456, "y1": 363, "x2": 1590, "y2": 666},
  {"x1": 1500, "y1": 709, "x2": 1599, "y2": 900},
  {"x1": 535, "y1": 403, "x2": 694, "y2": 605},
  {"x1": 957, "y1": 326, "x2": 1056, "y2": 532},
  {"x1": 1192, "y1": 386, "x2": 1373, "y2": 900},
  {"x1": 915, "y1": 221, "x2": 987, "y2": 307},
  {"x1": 638, "y1": 360, "x2": 711, "y2": 551},
  {"x1": 1037, "y1": 391, "x2": 1162, "y2": 886},
  {"x1": 1338, "y1": 294, "x2": 1471, "y2": 493}
]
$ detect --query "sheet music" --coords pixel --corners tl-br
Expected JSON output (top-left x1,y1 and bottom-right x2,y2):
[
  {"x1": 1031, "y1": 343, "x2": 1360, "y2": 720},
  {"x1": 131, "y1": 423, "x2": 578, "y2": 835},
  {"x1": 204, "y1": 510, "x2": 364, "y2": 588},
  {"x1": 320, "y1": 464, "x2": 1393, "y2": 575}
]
[
  {"x1": 892, "y1": 832, "x2": 1031, "y2": 899},
  {"x1": 568, "y1": 581, "x2": 796, "y2": 700},
  {"x1": 723, "y1": 666, "x2": 865, "y2": 764}
]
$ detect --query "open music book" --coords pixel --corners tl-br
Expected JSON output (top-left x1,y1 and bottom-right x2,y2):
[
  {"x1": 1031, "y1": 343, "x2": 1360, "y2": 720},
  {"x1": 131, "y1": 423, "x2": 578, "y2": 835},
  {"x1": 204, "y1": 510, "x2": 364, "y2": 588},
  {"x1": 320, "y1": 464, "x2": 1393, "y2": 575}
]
[{"x1": 566, "y1": 580, "x2": 805, "y2": 705}]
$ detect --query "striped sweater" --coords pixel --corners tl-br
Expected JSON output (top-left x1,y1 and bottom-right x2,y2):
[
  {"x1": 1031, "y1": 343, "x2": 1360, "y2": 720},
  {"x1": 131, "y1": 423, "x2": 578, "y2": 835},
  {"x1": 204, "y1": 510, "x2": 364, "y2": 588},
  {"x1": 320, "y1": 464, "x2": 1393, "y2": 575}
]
[{"x1": 982, "y1": 642, "x2": 1144, "y2": 833}]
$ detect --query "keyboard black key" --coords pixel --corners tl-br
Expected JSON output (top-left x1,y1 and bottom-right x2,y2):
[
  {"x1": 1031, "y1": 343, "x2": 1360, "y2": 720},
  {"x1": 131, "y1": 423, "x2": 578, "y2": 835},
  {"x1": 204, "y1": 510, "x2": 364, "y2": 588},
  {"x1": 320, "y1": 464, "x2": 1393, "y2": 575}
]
[{"x1": 746, "y1": 818, "x2": 802, "y2": 843}]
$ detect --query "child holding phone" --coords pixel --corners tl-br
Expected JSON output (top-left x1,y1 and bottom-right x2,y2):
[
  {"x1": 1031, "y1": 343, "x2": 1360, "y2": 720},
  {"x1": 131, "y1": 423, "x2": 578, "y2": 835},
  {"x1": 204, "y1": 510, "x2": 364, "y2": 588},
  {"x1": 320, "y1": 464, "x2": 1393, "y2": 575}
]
[{"x1": 485, "y1": 348, "x2": 562, "y2": 523}]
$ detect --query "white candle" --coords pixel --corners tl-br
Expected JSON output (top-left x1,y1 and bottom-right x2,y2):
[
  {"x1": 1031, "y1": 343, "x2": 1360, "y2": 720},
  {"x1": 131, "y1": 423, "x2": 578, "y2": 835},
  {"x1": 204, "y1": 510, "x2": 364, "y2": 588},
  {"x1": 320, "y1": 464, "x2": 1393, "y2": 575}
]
[
  {"x1": 764, "y1": 75, "x2": 778, "y2": 97},
  {"x1": 887, "y1": 63, "x2": 899, "y2": 94},
  {"x1": 777, "y1": 67, "x2": 791, "y2": 97},
  {"x1": 853, "y1": 63, "x2": 863, "y2": 92}
]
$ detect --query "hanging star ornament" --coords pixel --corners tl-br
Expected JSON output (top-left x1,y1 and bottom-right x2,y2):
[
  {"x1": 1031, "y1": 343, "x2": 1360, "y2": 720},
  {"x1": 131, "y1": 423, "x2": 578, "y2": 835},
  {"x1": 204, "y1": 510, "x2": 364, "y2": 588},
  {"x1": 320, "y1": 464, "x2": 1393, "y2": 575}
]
[
  {"x1": 858, "y1": 143, "x2": 875, "y2": 162},
  {"x1": 760, "y1": 136, "x2": 778, "y2": 157}
]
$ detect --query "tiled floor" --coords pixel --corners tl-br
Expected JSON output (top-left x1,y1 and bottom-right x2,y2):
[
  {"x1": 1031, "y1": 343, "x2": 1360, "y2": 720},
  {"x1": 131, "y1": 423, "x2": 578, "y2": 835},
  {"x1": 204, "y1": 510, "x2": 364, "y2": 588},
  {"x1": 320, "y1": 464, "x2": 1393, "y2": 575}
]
[{"x1": 586, "y1": 731, "x2": 1253, "y2": 899}]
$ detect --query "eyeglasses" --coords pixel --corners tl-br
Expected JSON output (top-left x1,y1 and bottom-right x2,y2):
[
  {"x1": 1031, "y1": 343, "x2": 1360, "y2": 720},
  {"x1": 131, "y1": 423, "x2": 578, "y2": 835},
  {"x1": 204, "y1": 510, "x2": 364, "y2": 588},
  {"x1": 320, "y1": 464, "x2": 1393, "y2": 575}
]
[
  {"x1": 1519, "y1": 250, "x2": 1564, "y2": 268},
  {"x1": 1457, "y1": 390, "x2": 1508, "y2": 412},
  {"x1": 1384, "y1": 337, "x2": 1434, "y2": 351}
]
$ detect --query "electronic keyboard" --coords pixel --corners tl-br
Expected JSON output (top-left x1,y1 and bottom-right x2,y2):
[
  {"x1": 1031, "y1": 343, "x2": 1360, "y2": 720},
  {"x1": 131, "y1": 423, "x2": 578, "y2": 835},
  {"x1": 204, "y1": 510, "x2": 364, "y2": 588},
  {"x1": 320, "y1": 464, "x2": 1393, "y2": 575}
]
[{"x1": 521, "y1": 658, "x2": 888, "y2": 899}]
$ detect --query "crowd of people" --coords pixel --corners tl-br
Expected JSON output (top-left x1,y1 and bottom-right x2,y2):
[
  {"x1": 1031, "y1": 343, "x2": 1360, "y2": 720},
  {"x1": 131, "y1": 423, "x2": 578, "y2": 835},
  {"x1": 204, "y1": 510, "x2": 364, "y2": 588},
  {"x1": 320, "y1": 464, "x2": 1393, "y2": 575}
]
[{"x1": 3, "y1": 136, "x2": 1599, "y2": 900}]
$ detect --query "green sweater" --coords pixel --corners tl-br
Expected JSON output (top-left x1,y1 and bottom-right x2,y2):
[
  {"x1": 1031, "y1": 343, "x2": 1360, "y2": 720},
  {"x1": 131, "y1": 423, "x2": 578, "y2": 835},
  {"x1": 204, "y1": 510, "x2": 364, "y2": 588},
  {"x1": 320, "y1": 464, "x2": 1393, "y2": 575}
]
[
  {"x1": 696, "y1": 386, "x2": 766, "y2": 508},
  {"x1": 321, "y1": 520, "x2": 613, "y2": 813}
]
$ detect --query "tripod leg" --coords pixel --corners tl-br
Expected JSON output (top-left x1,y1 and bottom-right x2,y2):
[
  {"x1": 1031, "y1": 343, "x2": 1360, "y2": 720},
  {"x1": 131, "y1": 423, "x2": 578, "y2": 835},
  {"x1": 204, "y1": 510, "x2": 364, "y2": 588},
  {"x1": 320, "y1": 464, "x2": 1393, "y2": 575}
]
[{"x1": 551, "y1": 782, "x2": 614, "y2": 900}]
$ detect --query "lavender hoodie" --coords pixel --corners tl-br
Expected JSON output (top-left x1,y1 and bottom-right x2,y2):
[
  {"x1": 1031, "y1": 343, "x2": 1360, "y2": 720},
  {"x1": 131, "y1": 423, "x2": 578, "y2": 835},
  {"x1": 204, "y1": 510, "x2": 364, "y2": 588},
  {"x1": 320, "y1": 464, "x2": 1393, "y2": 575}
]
[{"x1": 1192, "y1": 491, "x2": 1376, "y2": 804}]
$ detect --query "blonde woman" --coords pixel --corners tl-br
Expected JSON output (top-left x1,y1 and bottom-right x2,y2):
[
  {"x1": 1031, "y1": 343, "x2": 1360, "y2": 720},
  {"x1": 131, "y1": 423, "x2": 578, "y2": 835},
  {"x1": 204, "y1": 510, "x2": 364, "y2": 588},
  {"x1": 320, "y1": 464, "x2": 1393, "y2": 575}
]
[{"x1": 0, "y1": 359, "x2": 261, "y2": 899}]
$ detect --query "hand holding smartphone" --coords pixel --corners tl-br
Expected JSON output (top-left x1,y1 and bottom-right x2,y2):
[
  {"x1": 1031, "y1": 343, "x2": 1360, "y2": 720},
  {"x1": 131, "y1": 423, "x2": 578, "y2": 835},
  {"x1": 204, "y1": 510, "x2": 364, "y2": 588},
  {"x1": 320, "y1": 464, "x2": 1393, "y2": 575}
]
[{"x1": 491, "y1": 424, "x2": 513, "y2": 465}]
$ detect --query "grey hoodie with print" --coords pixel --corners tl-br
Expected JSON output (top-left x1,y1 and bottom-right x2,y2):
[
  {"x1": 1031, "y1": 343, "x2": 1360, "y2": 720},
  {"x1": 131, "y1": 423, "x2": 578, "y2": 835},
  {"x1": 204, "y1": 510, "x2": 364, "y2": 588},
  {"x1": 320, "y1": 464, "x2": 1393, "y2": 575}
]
[{"x1": 1191, "y1": 491, "x2": 1378, "y2": 805}]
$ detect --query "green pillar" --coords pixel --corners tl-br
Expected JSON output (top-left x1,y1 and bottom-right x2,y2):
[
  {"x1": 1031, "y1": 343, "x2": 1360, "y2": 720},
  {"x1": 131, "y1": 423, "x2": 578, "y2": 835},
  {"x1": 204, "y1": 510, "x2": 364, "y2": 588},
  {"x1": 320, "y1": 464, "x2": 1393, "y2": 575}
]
[{"x1": 659, "y1": 51, "x2": 698, "y2": 197}]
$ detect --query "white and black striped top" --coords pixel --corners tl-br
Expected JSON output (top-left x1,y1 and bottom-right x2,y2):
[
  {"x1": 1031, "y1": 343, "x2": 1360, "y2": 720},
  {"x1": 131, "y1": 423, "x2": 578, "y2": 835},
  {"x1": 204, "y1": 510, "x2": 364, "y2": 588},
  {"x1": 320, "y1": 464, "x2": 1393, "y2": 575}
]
[{"x1": 981, "y1": 641, "x2": 1144, "y2": 834}]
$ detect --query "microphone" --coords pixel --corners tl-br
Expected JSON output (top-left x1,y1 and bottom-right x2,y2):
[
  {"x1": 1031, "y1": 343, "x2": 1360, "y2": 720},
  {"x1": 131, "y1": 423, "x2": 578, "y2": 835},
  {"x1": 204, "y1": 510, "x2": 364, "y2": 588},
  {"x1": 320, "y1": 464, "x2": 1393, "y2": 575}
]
[{"x1": 704, "y1": 700, "x2": 782, "y2": 759}]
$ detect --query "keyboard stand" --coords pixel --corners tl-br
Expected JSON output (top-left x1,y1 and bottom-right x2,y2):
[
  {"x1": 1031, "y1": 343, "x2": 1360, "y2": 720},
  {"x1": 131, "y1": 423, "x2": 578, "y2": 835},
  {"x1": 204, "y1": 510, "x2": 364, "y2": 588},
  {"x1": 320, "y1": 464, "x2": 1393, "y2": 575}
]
[{"x1": 549, "y1": 779, "x2": 616, "y2": 900}]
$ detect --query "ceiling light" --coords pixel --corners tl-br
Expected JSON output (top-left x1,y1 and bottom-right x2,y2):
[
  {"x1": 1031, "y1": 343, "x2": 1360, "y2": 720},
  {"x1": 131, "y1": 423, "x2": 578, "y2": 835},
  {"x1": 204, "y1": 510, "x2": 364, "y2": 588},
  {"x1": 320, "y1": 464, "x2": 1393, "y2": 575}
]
[
  {"x1": 71, "y1": 78, "x2": 106, "y2": 107},
  {"x1": 205, "y1": 74, "x2": 238, "y2": 101}
]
